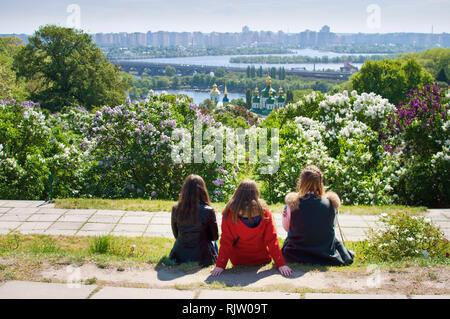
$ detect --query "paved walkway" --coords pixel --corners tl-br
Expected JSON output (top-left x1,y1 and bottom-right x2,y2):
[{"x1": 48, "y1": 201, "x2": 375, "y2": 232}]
[
  {"x1": 0, "y1": 201, "x2": 449, "y2": 240},
  {"x1": 0, "y1": 280, "x2": 448, "y2": 299}
]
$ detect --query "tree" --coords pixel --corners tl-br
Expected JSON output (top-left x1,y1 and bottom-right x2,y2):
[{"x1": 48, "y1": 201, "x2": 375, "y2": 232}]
[
  {"x1": 214, "y1": 68, "x2": 226, "y2": 77},
  {"x1": 246, "y1": 66, "x2": 251, "y2": 78},
  {"x1": 436, "y1": 68, "x2": 448, "y2": 84},
  {"x1": 257, "y1": 66, "x2": 263, "y2": 77},
  {"x1": 351, "y1": 58, "x2": 433, "y2": 105},
  {"x1": 0, "y1": 37, "x2": 26, "y2": 100},
  {"x1": 286, "y1": 90, "x2": 294, "y2": 103},
  {"x1": 245, "y1": 88, "x2": 252, "y2": 109},
  {"x1": 270, "y1": 67, "x2": 277, "y2": 79},
  {"x1": 250, "y1": 66, "x2": 256, "y2": 78},
  {"x1": 164, "y1": 65, "x2": 176, "y2": 77},
  {"x1": 13, "y1": 25, "x2": 129, "y2": 111}
]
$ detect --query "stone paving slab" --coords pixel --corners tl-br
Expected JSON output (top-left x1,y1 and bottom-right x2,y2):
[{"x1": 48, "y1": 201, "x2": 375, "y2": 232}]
[
  {"x1": 91, "y1": 287, "x2": 196, "y2": 299},
  {"x1": 94, "y1": 210, "x2": 126, "y2": 216},
  {"x1": 114, "y1": 224, "x2": 147, "y2": 232},
  {"x1": 197, "y1": 290, "x2": 300, "y2": 299},
  {"x1": 36, "y1": 208, "x2": 67, "y2": 215},
  {"x1": 0, "y1": 280, "x2": 448, "y2": 299},
  {"x1": 27, "y1": 214, "x2": 62, "y2": 222},
  {"x1": 0, "y1": 221, "x2": 21, "y2": 231},
  {"x1": 79, "y1": 223, "x2": 115, "y2": 232},
  {"x1": 0, "y1": 281, "x2": 96, "y2": 299},
  {"x1": 0, "y1": 201, "x2": 46, "y2": 208},
  {"x1": 0, "y1": 214, "x2": 31, "y2": 222},
  {"x1": 151, "y1": 216, "x2": 171, "y2": 224},
  {"x1": 6, "y1": 207, "x2": 40, "y2": 215},
  {"x1": 48, "y1": 221, "x2": 84, "y2": 230},
  {"x1": 65, "y1": 209, "x2": 97, "y2": 215},
  {"x1": 58, "y1": 215, "x2": 91, "y2": 222},
  {"x1": 88, "y1": 215, "x2": 121, "y2": 224},
  {"x1": 16, "y1": 222, "x2": 53, "y2": 231},
  {"x1": 0, "y1": 208, "x2": 11, "y2": 214},
  {"x1": 121, "y1": 216, "x2": 152, "y2": 224}
]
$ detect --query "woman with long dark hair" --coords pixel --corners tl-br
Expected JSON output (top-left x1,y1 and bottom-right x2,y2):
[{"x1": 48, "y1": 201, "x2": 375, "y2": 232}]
[{"x1": 169, "y1": 174, "x2": 219, "y2": 267}]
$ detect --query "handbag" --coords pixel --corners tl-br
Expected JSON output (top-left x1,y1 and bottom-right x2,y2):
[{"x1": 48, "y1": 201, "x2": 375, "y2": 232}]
[{"x1": 335, "y1": 212, "x2": 355, "y2": 265}]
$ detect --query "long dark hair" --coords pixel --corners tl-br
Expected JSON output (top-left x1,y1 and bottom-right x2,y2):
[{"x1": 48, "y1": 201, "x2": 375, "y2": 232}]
[
  {"x1": 223, "y1": 179, "x2": 267, "y2": 224},
  {"x1": 174, "y1": 174, "x2": 211, "y2": 224}
]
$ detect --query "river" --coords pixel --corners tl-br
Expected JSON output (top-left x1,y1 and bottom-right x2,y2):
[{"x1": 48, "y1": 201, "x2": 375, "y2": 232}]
[{"x1": 130, "y1": 48, "x2": 381, "y2": 71}]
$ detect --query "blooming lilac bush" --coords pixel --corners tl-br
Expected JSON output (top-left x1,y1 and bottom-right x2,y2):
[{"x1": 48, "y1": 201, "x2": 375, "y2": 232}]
[
  {"x1": 386, "y1": 84, "x2": 449, "y2": 206},
  {"x1": 83, "y1": 96, "x2": 238, "y2": 201},
  {"x1": 0, "y1": 100, "x2": 87, "y2": 199},
  {"x1": 258, "y1": 90, "x2": 401, "y2": 204}
]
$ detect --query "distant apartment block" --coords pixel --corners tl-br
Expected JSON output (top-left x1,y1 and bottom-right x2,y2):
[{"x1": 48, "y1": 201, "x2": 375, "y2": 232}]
[{"x1": 2, "y1": 26, "x2": 449, "y2": 48}]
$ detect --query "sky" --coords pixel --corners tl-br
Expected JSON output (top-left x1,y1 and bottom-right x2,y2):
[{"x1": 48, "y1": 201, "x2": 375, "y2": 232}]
[{"x1": 1, "y1": 0, "x2": 449, "y2": 35}]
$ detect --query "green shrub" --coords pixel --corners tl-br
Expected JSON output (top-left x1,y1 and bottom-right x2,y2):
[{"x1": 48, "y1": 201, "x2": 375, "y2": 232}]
[
  {"x1": 89, "y1": 236, "x2": 111, "y2": 254},
  {"x1": 364, "y1": 213, "x2": 449, "y2": 262}
]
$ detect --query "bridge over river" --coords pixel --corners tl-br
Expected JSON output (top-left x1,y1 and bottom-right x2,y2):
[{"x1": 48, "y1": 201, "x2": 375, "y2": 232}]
[{"x1": 112, "y1": 60, "x2": 352, "y2": 81}]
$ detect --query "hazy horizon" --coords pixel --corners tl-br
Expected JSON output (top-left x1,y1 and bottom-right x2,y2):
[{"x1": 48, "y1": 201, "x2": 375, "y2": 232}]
[{"x1": 1, "y1": 0, "x2": 449, "y2": 35}]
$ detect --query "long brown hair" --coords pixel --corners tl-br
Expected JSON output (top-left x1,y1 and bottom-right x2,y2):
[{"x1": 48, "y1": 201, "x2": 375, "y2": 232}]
[
  {"x1": 174, "y1": 174, "x2": 211, "y2": 224},
  {"x1": 223, "y1": 179, "x2": 267, "y2": 224},
  {"x1": 296, "y1": 165, "x2": 325, "y2": 199}
]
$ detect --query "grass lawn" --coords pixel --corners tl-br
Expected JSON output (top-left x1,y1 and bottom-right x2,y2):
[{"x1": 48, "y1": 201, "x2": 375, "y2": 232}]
[
  {"x1": 54, "y1": 198, "x2": 428, "y2": 215},
  {"x1": 1, "y1": 233, "x2": 448, "y2": 278}
]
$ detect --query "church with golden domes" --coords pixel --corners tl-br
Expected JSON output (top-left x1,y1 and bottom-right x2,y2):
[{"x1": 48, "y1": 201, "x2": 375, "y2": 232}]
[{"x1": 252, "y1": 76, "x2": 285, "y2": 110}]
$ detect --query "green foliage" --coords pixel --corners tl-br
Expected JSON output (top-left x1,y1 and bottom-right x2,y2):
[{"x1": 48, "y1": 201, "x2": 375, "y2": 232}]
[
  {"x1": 0, "y1": 231, "x2": 23, "y2": 252},
  {"x1": 89, "y1": 236, "x2": 111, "y2": 254},
  {"x1": 397, "y1": 48, "x2": 450, "y2": 80},
  {"x1": 164, "y1": 65, "x2": 176, "y2": 76},
  {"x1": 257, "y1": 90, "x2": 400, "y2": 204},
  {"x1": 351, "y1": 58, "x2": 433, "y2": 105},
  {"x1": 13, "y1": 25, "x2": 129, "y2": 111},
  {"x1": 0, "y1": 101, "x2": 90, "y2": 200},
  {"x1": 364, "y1": 213, "x2": 448, "y2": 262},
  {"x1": 29, "y1": 237, "x2": 61, "y2": 254},
  {"x1": 385, "y1": 84, "x2": 449, "y2": 207},
  {"x1": 0, "y1": 37, "x2": 27, "y2": 100}
]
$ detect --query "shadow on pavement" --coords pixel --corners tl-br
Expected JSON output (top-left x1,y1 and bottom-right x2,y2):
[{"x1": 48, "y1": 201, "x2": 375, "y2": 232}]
[{"x1": 204, "y1": 264, "x2": 307, "y2": 287}]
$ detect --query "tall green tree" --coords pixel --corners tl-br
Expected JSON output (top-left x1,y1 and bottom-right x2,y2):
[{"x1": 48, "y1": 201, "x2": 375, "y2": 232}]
[
  {"x1": 0, "y1": 37, "x2": 26, "y2": 100},
  {"x1": 245, "y1": 88, "x2": 252, "y2": 109},
  {"x1": 257, "y1": 66, "x2": 263, "y2": 77},
  {"x1": 164, "y1": 65, "x2": 176, "y2": 76},
  {"x1": 13, "y1": 25, "x2": 129, "y2": 111},
  {"x1": 436, "y1": 68, "x2": 448, "y2": 84},
  {"x1": 351, "y1": 58, "x2": 433, "y2": 105}
]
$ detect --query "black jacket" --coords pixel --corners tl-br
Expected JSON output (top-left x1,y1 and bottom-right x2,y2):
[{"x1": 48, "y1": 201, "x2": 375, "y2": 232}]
[
  {"x1": 169, "y1": 204, "x2": 219, "y2": 267},
  {"x1": 281, "y1": 195, "x2": 353, "y2": 266}
]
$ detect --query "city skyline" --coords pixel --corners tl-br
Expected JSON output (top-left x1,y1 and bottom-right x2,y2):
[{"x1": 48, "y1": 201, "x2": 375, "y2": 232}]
[{"x1": 1, "y1": 0, "x2": 449, "y2": 35}]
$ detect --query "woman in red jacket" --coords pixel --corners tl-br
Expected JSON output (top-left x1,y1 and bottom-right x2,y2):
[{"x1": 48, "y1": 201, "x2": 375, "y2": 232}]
[{"x1": 210, "y1": 179, "x2": 292, "y2": 277}]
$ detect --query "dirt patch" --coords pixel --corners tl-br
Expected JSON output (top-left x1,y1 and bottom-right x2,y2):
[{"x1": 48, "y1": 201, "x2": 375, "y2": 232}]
[{"x1": 33, "y1": 261, "x2": 450, "y2": 296}]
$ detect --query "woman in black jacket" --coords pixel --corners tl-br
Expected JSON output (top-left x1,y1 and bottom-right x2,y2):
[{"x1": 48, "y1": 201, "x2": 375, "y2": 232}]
[
  {"x1": 281, "y1": 166, "x2": 354, "y2": 266},
  {"x1": 169, "y1": 174, "x2": 219, "y2": 267}
]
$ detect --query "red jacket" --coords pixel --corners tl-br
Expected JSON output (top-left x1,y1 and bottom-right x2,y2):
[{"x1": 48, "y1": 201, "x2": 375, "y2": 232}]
[{"x1": 216, "y1": 209, "x2": 285, "y2": 269}]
